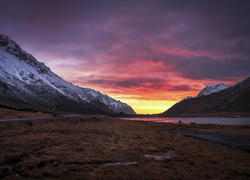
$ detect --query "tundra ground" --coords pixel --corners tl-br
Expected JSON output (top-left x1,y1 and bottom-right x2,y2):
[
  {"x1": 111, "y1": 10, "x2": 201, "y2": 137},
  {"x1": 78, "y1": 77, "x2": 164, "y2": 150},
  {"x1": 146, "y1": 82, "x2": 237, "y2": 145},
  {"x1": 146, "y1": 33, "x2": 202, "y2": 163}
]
[{"x1": 0, "y1": 116, "x2": 249, "y2": 179}]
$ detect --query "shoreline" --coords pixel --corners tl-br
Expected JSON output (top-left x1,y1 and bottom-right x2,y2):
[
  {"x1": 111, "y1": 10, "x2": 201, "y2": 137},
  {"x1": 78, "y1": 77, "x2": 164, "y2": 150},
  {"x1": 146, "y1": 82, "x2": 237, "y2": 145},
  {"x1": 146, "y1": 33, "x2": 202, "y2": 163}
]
[
  {"x1": 120, "y1": 116, "x2": 250, "y2": 126},
  {"x1": 162, "y1": 112, "x2": 250, "y2": 118}
]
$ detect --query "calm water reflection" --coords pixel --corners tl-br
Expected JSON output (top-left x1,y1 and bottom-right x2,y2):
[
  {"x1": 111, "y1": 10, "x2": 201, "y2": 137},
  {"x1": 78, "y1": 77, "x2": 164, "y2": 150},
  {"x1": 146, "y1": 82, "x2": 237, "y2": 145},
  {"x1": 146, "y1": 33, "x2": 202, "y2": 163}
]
[{"x1": 121, "y1": 117, "x2": 250, "y2": 125}]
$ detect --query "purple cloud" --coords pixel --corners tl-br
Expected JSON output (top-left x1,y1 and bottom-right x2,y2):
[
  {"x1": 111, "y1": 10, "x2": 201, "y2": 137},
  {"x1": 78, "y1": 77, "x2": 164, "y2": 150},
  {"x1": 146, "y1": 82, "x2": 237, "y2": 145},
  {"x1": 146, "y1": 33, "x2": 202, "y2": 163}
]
[{"x1": 1, "y1": 0, "x2": 250, "y2": 95}]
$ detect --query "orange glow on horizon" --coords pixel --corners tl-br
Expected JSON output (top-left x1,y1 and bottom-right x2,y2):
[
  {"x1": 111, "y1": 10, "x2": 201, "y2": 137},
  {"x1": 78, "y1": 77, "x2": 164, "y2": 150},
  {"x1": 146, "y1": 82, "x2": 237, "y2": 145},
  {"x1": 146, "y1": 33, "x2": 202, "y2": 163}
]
[
  {"x1": 100, "y1": 89, "x2": 198, "y2": 114},
  {"x1": 50, "y1": 60, "x2": 244, "y2": 115},
  {"x1": 119, "y1": 99, "x2": 178, "y2": 114}
]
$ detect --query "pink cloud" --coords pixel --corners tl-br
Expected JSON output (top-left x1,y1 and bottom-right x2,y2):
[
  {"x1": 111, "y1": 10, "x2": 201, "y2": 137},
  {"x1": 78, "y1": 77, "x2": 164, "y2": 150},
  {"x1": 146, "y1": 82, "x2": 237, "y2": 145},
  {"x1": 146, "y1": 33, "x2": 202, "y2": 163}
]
[{"x1": 1, "y1": 0, "x2": 249, "y2": 111}]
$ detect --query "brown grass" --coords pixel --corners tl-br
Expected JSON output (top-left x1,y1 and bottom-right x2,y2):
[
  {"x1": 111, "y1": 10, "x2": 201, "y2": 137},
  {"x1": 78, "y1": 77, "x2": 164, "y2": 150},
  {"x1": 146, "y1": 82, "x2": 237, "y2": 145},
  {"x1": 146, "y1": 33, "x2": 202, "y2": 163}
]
[
  {"x1": 0, "y1": 116, "x2": 249, "y2": 179},
  {"x1": 0, "y1": 107, "x2": 53, "y2": 119}
]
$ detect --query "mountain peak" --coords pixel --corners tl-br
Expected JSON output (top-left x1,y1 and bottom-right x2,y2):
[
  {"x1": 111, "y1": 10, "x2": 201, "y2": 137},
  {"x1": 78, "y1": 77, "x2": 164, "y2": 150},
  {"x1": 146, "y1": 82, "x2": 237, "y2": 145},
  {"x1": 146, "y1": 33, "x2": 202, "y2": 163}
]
[
  {"x1": 0, "y1": 34, "x2": 48, "y2": 73},
  {"x1": 0, "y1": 34, "x2": 24, "y2": 58},
  {"x1": 197, "y1": 83, "x2": 229, "y2": 97}
]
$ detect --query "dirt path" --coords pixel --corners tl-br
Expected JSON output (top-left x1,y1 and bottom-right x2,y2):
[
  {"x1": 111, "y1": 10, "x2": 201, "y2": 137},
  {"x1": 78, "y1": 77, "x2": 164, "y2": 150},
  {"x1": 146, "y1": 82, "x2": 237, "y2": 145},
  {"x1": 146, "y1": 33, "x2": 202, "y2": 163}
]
[{"x1": 166, "y1": 128, "x2": 250, "y2": 152}]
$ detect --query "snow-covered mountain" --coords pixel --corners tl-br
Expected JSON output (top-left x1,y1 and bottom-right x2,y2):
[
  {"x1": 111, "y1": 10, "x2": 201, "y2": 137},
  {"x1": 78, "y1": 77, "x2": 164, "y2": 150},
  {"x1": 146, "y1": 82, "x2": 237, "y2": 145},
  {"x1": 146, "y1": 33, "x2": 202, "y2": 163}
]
[
  {"x1": 197, "y1": 83, "x2": 229, "y2": 97},
  {"x1": 181, "y1": 83, "x2": 229, "y2": 101},
  {"x1": 0, "y1": 34, "x2": 136, "y2": 115}
]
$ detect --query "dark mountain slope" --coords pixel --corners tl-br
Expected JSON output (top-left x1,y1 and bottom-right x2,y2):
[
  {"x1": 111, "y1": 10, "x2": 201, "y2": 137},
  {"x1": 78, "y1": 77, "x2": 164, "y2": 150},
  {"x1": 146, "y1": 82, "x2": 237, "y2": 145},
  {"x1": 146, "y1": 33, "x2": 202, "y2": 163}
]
[
  {"x1": 0, "y1": 34, "x2": 136, "y2": 115},
  {"x1": 163, "y1": 77, "x2": 250, "y2": 115}
]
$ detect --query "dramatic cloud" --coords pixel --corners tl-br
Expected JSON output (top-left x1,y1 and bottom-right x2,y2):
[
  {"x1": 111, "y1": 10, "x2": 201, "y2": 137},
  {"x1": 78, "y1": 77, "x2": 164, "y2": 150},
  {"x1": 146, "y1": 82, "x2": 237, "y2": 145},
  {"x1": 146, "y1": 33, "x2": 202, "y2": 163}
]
[{"x1": 1, "y1": 0, "x2": 250, "y2": 113}]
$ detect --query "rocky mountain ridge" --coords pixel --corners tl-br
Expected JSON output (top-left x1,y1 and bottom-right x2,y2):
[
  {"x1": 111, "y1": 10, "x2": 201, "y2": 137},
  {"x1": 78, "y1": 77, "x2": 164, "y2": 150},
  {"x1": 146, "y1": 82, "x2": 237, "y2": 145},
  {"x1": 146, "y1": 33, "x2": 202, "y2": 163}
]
[
  {"x1": 0, "y1": 34, "x2": 136, "y2": 115},
  {"x1": 163, "y1": 77, "x2": 250, "y2": 115}
]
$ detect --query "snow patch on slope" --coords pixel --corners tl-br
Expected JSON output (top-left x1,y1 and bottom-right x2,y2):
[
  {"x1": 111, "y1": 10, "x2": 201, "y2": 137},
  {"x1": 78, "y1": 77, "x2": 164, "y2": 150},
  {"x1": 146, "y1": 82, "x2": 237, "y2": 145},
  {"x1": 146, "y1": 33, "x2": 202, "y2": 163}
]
[
  {"x1": 181, "y1": 83, "x2": 230, "y2": 101},
  {"x1": 197, "y1": 83, "x2": 229, "y2": 97}
]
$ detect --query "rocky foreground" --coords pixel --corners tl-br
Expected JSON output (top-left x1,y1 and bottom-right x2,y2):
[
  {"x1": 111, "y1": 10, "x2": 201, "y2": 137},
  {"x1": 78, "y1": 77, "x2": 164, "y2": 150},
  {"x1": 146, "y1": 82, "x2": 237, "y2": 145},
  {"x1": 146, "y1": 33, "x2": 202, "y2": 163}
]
[{"x1": 0, "y1": 116, "x2": 249, "y2": 179}]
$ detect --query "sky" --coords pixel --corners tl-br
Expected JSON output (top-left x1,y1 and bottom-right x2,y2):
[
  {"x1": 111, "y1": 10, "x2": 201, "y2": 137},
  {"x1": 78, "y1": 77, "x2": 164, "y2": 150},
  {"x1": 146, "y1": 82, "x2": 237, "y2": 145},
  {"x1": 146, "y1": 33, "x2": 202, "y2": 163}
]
[{"x1": 1, "y1": 0, "x2": 250, "y2": 114}]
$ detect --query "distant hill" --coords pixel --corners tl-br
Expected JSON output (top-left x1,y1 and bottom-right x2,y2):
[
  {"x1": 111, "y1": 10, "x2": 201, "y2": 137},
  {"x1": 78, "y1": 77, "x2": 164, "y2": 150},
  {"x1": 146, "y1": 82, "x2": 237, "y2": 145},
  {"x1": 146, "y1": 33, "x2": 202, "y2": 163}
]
[
  {"x1": 0, "y1": 34, "x2": 136, "y2": 115},
  {"x1": 162, "y1": 77, "x2": 250, "y2": 116}
]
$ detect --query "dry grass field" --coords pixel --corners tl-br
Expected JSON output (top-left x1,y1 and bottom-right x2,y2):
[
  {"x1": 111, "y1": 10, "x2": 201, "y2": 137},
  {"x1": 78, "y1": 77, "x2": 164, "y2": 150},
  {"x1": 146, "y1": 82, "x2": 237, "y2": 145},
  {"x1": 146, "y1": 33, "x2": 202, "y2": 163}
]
[
  {"x1": 0, "y1": 116, "x2": 249, "y2": 179},
  {"x1": 0, "y1": 107, "x2": 53, "y2": 119}
]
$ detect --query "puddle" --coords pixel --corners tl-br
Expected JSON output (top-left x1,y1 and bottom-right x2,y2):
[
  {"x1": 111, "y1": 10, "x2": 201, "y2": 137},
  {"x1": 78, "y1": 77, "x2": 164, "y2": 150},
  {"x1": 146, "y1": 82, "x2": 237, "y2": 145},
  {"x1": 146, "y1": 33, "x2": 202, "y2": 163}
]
[
  {"x1": 144, "y1": 151, "x2": 175, "y2": 161},
  {"x1": 148, "y1": 146, "x2": 157, "y2": 150},
  {"x1": 104, "y1": 162, "x2": 138, "y2": 166},
  {"x1": 53, "y1": 161, "x2": 59, "y2": 166},
  {"x1": 11, "y1": 166, "x2": 21, "y2": 177}
]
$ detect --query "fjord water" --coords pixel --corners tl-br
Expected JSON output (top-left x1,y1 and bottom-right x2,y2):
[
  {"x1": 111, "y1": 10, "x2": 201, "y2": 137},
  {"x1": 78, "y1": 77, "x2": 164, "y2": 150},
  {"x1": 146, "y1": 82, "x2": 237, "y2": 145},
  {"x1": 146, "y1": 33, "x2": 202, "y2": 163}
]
[{"x1": 121, "y1": 117, "x2": 250, "y2": 125}]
